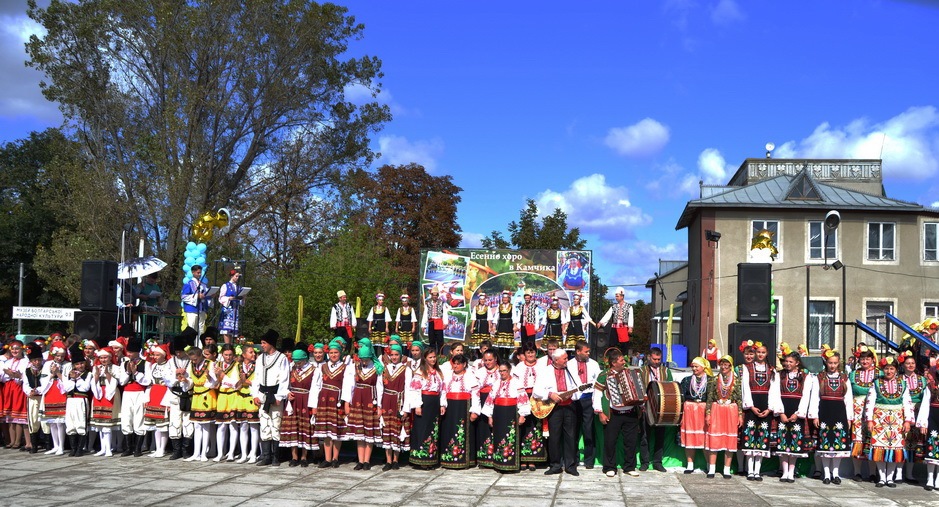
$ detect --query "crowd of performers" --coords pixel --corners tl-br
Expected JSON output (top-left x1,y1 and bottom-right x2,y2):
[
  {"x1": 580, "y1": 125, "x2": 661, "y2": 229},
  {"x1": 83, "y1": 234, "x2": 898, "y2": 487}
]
[{"x1": 2, "y1": 317, "x2": 938, "y2": 492}]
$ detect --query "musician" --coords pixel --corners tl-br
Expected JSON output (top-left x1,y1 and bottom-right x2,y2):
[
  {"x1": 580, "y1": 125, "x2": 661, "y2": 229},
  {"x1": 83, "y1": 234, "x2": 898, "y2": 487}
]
[
  {"x1": 218, "y1": 270, "x2": 244, "y2": 340},
  {"x1": 439, "y1": 354, "x2": 481, "y2": 470},
  {"x1": 597, "y1": 287, "x2": 633, "y2": 355},
  {"x1": 395, "y1": 294, "x2": 418, "y2": 344},
  {"x1": 252, "y1": 330, "x2": 290, "y2": 466},
  {"x1": 367, "y1": 293, "x2": 391, "y2": 346},
  {"x1": 534, "y1": 348, "x2": 582, "y2": 476},
  {"x1": 117, "y1": 335, "x2": 150, "y2": 457},
  {"x1": 705, "y1": 355, "x2": 743, "y2": 480},
  {"x1": 379, "y1": 343, "x2": 411, "y2": 470},
  {"x1": 482, "y1": 358, "x2": 530, "y2": 473},
  {"x1": 809, "y1": 349, "x2": 853, "y2": 485},
  {"x1": 329, "y1": 291, "x2": 357, "y2": 352},
  {"x1": 421, "y1": 286, "x2": 448, "y2": 353},
  {"x1": 865, "y1": 355, "x2": 914, "y2": 488},
  {"x1": 565, "y1": 293, "x2": 593, "y2": 350},
  {"x1": 568, "y1": 340, "x2": 600, "y2": 469},
  {"x1": 543, "y1": 296, "x2": 565, "y2": 348},
  {"x1": 514, "y1": 289, "x2": 544, "y2": 349},
  {"x1": 638, "y1": 347, "x2": 672, "y2": 472},
  {"x1": 475, "y1": 349, "x2": 501, "y2": 468},
  {"x1": 898, "y1": 351, "x2": 926, "y2": 483},
  {"x1": 469, "y1": 293, "x2": 493, "y2": 349},
  {"x1": 741, "y1": 341, "x2": 776, "y2": 481},
  {"x1": 181, "y1": 265, "x2": 210, "y2": 335},
  {"x1": 594, "y1": 349, "x2": 642, "y2": 477},
  {"x1": 60, "y1": 343, "x2": 91, "y2": 457},
  {"x1": 681, "y1": 357, "x2": 711, "y2": 475},
  {"x1": 348, "y1": 343, "x2": 384, "y2": 470},
  {"x1": 494, "y1": 291, "x2": 516, "y2": 349},
  {"x1": 915, "y1": 364, "x2": 939, "y2": 490},
  {"x1": 513, "y1": 343, "x2": 546, "y2": 470}
]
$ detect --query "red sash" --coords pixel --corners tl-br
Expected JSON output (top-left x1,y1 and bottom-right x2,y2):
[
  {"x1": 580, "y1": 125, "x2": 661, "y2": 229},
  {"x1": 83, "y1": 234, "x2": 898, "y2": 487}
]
[
  {"x1": 431, "y1": 318, "x2": 444, "y2": 331},
  {"x1": 613, "y1": 326, "x2": 630, "y2": 343},
  {"x1": 524, "y1": 324, "x2": 536, "y2": 336}
]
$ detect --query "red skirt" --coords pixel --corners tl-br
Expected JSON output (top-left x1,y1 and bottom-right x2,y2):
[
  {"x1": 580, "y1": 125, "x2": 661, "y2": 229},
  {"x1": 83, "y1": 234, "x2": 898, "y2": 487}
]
[
  {"x1": 681, "y1": 401, "x2": 706, "y2": 449},
  {"x1": 42, "y1": 379, "x2": 67, "y2": 420},
  {"x1": 2, "y1": 381, "x2": 27, "y2": 424},
  {"x1": 706, "y1": 403, "x2": 739, "y2": 452},
  {"x1": 92, "y1": 392, "x2": 120, "y2": 427},
  {"x1": 144, "y1": 384, "x2": 169, "y2": 426}
]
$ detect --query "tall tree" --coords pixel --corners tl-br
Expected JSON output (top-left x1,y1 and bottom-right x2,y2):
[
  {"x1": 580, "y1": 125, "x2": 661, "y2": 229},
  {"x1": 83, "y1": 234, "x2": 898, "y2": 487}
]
[{"x1": 26, "y1": 0, "x2": 390, "y2": 296}]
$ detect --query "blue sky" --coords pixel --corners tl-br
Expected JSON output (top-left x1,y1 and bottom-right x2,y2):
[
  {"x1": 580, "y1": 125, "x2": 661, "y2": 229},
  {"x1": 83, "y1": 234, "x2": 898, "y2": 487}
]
[{"x1": 3, "y1": 0, "x2": 939, "y2": 301}]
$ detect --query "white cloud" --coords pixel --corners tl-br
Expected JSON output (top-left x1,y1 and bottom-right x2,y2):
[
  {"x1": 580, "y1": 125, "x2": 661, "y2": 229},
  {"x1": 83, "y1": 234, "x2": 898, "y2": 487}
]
[
  {"x1": 535, "y1": 174, "x2": 652, "y2": 240},
  {"x1": 644, "y1": 154, "x2": 728, "y2": 198},
  {"x1": 710, "y1": 0, "x2": 746, "y2": 26},
  {"x1": 774, "y1": 106, "x2": 939, "y2": 180},
  {"x1": 697, "y1": 148, "x2": 733, "y2": 183},
  {"x1": 344, "y1": 82, "x2": 410, "y2": 116},
  {"x1": 604, "y1": 118, "x2": 670, "y2": 158},
  {"x1": 377, "y1": 134, "x2": 444, "y2": 172},
  {"x1": 459, "y1": 232, "x2": 484, "y2": 248},
  {"x1": 931, "y1": 201, "x2": 939, "y2": 209},
  {"x1": 598, "y1": 240, "x2": 687, "y2": 302},
  {"x1": 0, "y1": 13, "x2": 60, "y2": 122}
]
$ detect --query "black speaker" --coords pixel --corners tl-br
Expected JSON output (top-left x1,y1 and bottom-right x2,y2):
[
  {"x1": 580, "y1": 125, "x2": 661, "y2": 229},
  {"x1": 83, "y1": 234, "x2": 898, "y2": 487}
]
[
  {"x1": 737, "y1": 263, "x2": 771, "y2": 322},
  {"x1": 74, "y1": 310, "x2": 117, "y2": 345},
  {"x1": 80, "y1": 260, "x2": 118, "y2": 311},
  {"x1": 730, "y1": 322, "x2": 776, "y2": 366}
]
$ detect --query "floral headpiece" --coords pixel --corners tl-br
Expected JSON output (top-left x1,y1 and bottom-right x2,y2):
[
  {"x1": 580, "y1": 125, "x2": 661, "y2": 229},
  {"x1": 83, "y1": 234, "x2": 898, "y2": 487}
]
[
  {"x1": 879, "y1": 355, "x2": 898, "y2": 369},
  {"x1": 897, "y1": 350, "x2": 913, "y2": 364},
  {"x1": 821, "y1": 348, "x2": 837, "y2": 360},
  {"x1": 753, "y1": 341, "x2": 763, "y2": 349},
  {"x1": 738, "y1": 339, "x2": 755, "y2": 352}
]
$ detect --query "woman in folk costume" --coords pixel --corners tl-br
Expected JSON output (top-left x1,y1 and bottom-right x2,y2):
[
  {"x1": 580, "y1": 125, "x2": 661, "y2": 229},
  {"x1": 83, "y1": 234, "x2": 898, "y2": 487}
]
[
  {"x1": 681, "y1": 357, "x2": 711, "y2": 474},
  {"x1": 770, "y1": 351, "x2": 817, "y2": 483},
  {"x1": 439, "y1": 354, "x2": 481, "y2": 469},
  {"x1": 347, "y1": 343, "x2": 384, "y2": 470},
  {"x1": 90, "y1": 347, "x2": 122, "y2": 456},
  {"x1": 494, "y1": 291, "x2": 516, "y2": 349},
  {"x1": 482, "y1": 357, "x2": 530, "y2": 473},
  {"x1": 235, "y1": 344, "x2": 260, "y2": 463},
  {"x1": 281, "y1": 345, "x2": 317, "y2": 467},
  {"x1": 564, "y1": 292, "x2": 592, "y2": 350},
  {"x1": 40, "y1": 340, "x2": 69, "y2": 455},
  {"x1": 468, "y1": 293, "x2": 492, "y2": 350},
  {"x1": 865, "y1": 355, "x2": 914, "y2": 488},
  {"x1": 212, "y1": 344, "x2": 241, "y2": 462},
  {"x1": 407, "y1": 346, "x2": 445, "y2": 469},
  {"x1": 703, "y1": 339, "x2": 721, "y2": 370},
  {"x1": 186, "y1": 346, "x2": 218, "y2": 462},
  {"x1": 143, "y1": 343, "x2": 173, "y2": 458},
  {"x1": 809, "y1": 348, "x2": 853, "y2": 485},
  {"x1": 395, "y1": 294, "x2": 418, "y2": 344},
  {"x1": 218, "y1": 270, "x2": 244, "y2": 339},
  {"x1": 475, "y1": 348, "x2": 501, "y2": 469},
  {"x1": 438, "y1": 342, "x2": 465, "y2": 381},
  {"x1": 1, "y1": 340, "x2": 29, "y2": 450},
  {"x1": 849, "y1": 344, "x2": 878, "y2": 481},
  {"x1": 310, "y1": 340, "x2": 354, "y2": 468},
  {"x1": 741, "y1": 341, "x2": 777, "y2": 481},
  {"x1": 512, "y1": 342, "x2": 546, "y2": 470},
  {"x1": 916, "y1": 363, "x2": 939, "y2": 491},
  {"x1": 897, "y1": 351, "x2": 927, "y2": 483},
  {"x1": 367, "y1": 293, "x2": 391, "y2": 347},
  {"x1": 734, "y1": 341, "x2": 756, "y2": 474},
  {"x1": 542, "y1": 296, "x2": 565, "y2": 349},
  {"x1": 705, "y1": 355, "x2": 743, "y2": 479},
  {"x1": 380, "y1": 343, "x2": 411, "y2": 470}
]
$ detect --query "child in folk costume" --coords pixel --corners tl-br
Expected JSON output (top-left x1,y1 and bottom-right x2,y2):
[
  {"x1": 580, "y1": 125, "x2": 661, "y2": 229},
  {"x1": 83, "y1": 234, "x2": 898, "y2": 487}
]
[
  {"x1": 310, "y1": 340, "x2": 354, "y2": 468},
  {"x1": 809, "y1": 349, "x2": 853, "y2": 485},
  {"x1": 770, "y1": 351, "x2": 817, "y2": 483},
  {"x1": 2, "y1": 340, "x2": 30, "y2": 450},
  {"x1": 407, "y1": 346, "x2": 445, "y2": 469},
  {"x1": 186, "y1": 347, "x2": 218, "y2": 462},
  {"x1": 681, "y1": 357, "x2": 711, "y2": 474},
  {"x1": 143, "y1": 344, "x2": 172, "y2": 457},
  {"x1": 280, "y1": 345, "x2": 317, "y2": 467},
  {"x1": 898, "y1": 351, "x2": 927, "y2": 483},
  {"x1": 380, "y1": 343, "x2": 411, "y2": 470},
  {"x1": 512, "y1": 342, "x2": 546, "y2": 470},
  {"x1": 916, "y1": 365, "x2": 939, "y2": 491},
  {"x1": 850, "y1": 345, "x2": 878, "y2": 481},
  {"x1": 213, "y1": 344, "x2": 241, "y2": 462},
  {"x1": 475, "y1": 349, "x2": 501, "y2": 468},
  {"x1": 482, "y1": 358, "x2": 530, "y2": 473},
  {"x1": 118, "y1": 336, "x2": 150, "y2": 457},
  {"x1": 865, "y1": 355, "x2": 914, "y2": 488},
  {"x1": 741, "y1": 342, "x2": 778, "y2": 481},
  {"x1": 40, "y1": 340, "x2": 69, "y2": 455},
  {"x1": 734, "y1": 341, "x2": 756, "y2": 475},
  {"x1": 235, "y1": 344, "x2": 260, "y2": 463},
  {"x1": 348, "y1": 343, "x2": 384, "y2": 470},
  {"x1": 90, "y1": 347, "x2": 122, "y2": 457},
  {"x1": 59, "y1": 343, "x2": 92, "y2": 456},
  {"x1": 439, "y1": 354, "x2": 481, "y2": 470},
  {"x1": 705, "y1": 355, "x2": 743, "y2": 479},
  {"x1": 23, "y1": 344, "x2": 47, "y2": 453}
]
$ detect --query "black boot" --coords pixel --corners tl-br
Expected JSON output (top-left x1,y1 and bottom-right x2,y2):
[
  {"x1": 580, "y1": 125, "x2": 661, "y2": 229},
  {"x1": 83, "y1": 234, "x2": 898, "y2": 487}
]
[
  {"x1": 122, "y1": 434, "x2": 135, "y2": 457},
  {"x1": 168, "y1": 438, "x2": 183, "y2": 460},
  {"x1": 75, "y1": 435, "x2": 86, "y2": 457},
  {"x1": 29, "y1": 433, "x2": 39, "y2": 454},
  {"x1": 68, "y1": 435, "x2": 79, "y2": 457},
  {"x1": 256, "y1": 440, "x2": 272, "y2": 466},
  {"x1": 134, "y1": 433, "x2": 145, "y2": 457},
  {"x1": 271, "y1": 441, "x2": 281, "y2": 467}
]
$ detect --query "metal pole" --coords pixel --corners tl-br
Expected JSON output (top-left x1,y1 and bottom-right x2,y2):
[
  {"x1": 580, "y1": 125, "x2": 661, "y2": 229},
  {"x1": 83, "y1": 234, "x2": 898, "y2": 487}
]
[
  {"x1": 17, "y1": 262, "x2": 24, "y2": 334},
  {"x1": 806, "y1": 266, "x2": 811, "y2": 349},
  {"x1": 842, "y1": 265, "x2": 847, "y2": 357}
]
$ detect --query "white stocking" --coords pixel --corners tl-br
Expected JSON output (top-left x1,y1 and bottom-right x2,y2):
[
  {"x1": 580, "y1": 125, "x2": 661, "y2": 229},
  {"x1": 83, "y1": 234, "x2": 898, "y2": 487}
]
[
  {"x1": 201, "y1": 424, "x2": 211, "y2": 459},
  {"x1": 250, "y1": 424, "x2": 260, "y2": 459},
  {"x1": 101, "y1": 430, "x2": 112, "y2": 456},
  {"x1": 754, "y1": 456, "x2": 763, "y2": 476},
  {"x1": 781, "y1": 458, "x2": 791, "y2": 479},
  {"x1": 747, "y1": 456, "x2": 754, "y2": 475},
  {"x1": 214, "y1": 424, "x2": 228, "y2": 461},
  {"x1": 822, "y1": 457, "x2": 832, "y2": 479},
  {"x1": 238, "y1": 423, "x2": 250, "y2": 462},
  {"x1": 188, "y1": 424, "x2": 202, "y2": 460},
  {"x1": 927, "y1": 463, "x2": 937, "y2": 488},
  {"x1": 886, "y1": 462, "x2": 897, "y2": 483},
  {"x1": 877, "y1": 461, "x2": 887, "y2": 482},
  {"x1": 227, "y1": 422, "x2": 239, "y2": 459}
]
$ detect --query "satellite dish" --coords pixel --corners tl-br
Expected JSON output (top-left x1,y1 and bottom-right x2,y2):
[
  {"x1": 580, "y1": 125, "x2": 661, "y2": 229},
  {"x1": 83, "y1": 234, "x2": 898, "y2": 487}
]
[{"x1": 765, "y1": 142, "x2": 775, "y2": 152}]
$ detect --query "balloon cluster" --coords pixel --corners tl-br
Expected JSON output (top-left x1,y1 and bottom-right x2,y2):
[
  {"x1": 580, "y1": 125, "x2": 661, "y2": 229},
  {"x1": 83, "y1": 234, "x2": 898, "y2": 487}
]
[
  {"x1": 190, "y1": 208, "x2": 230, "y2": 243},
  {"x1": 183, "y1": 241, "x2": 209, "y2": 285}
]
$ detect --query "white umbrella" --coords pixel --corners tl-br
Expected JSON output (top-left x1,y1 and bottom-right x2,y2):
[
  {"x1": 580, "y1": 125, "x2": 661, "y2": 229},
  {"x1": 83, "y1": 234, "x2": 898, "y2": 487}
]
[{"x1": 118, "y1": 256, "x2": 167, "y2": 279}]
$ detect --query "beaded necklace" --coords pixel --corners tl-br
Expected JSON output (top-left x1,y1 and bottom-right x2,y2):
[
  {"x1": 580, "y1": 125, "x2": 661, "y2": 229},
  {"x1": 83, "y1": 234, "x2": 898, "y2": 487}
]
[
  {"x1": 690, "y1": 374, "x2": 708, "y2": 398},
  {"x1": 718, "y1": 372, "x2": 734, "y2": 399}
]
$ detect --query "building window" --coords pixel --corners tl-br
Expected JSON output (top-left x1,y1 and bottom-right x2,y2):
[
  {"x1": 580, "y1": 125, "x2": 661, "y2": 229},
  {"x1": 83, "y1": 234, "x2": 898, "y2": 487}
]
[
  {"x1": 926, "y1": 222, "x2": 938, "y2": 261},
  {"x1": 867, "y1": 222, "x2": 895, "y2": 261},
  {"x1": 808, "y1": 300, "x2": 835, "y2": 351},
  {"x1": 926, "y1": 302, "x2": 939, "y2": 320},
  {"x1": 865, "y1": 301, "x2": 894, "y2": 344},
  {"x1": 809, "y1": 221, "x2": 837, "y2": 260},
  {"x1": 752, "y1": 220, "x2": 780, "y2": 258}
]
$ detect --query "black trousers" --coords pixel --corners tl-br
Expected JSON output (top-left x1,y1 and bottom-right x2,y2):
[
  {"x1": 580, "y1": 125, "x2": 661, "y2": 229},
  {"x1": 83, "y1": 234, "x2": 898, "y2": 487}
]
[
  {"x1": 426, "y1": 326, "x2": 444, "y2": 352},
  {"x1": 639, "y1": 414, "x2": 665, "y2": 465},
  {"x1": 575, "y1": 396, "x2": 596, "y2": 466},
  {"x1": 547, "y1": 403, "x2": 577, "y2": 471},
  {"x1": 603, "y1": 409, "x2": 641, "y2": 472},
  {"x1": 520, "y1": 327, "x2": 537, "y2": 349}
]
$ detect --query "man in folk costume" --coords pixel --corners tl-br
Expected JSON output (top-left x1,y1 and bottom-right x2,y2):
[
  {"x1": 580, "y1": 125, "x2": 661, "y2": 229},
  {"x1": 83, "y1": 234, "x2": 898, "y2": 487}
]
[
  {"x1": 118, "y1": 335, "x2": 150, "y2": 457},
  {"x1": 568, "y1": 339, "x2": 601, "y2": 469},
  {"x1": 40, "y1": 340, "x2": 70, "y2": 455},
  {"x1": 395, "y1": 294, "x2": 418, "y2": 344},
  {"x1": 166, "y1": 329, "x2": 196, "y2": 460},
  {"x1": 253, "y1": 330, "x2": 290, "y2": 466},
  {"x1": 60, "y1": 342, "x2": 92, "y2": 456},
  {"x1": 421, "y1": 285, "x2": 448, "y2": 353},
  {"x1": 514, "y1": 289, "x2": 544, "y2": 349},
  {"x1": 594, "y1": 348, "x2": 644, "y2": 477},
  {"x1": 330, "y1": 291, "x2": 357, "y2": 353},
  {"x1": 639, "y1": 346, "x2": 673, "y2": 472},
  {"x1": 598, "y1": 287, "x2": 633, "y2": 355},
  {"x1": 534, "y1": 348, "x2": 583, "y2": 476},
  {"x1": 181, "y1": 264, "x2": 210, "y2": 336}
]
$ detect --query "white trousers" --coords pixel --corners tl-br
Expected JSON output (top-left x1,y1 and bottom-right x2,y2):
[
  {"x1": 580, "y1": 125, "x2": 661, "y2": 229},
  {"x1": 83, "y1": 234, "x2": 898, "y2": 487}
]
[
  {"x1": 65, "y1": 398, "x2": 88, "y2": 436},
  {"x1": 259, "y1": 405, "x2": 283, "y2": 441},
  {"x1": 168, "y1": 404, "x2": 193, "y2": 439},
  {"x1": 120, "y1": 391, "x2": 147, "y2": 435},
  {"x1": 185, "y1": 312, "x2": 207, "y2": 335},
  {"x1": 27, "y1": 398, "x2": 42, "y2": 433}
]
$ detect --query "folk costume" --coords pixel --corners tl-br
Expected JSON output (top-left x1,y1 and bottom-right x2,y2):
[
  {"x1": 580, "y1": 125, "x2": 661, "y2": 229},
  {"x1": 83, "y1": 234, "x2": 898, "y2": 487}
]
[
  {"x1": 899, "y1": 363, "x2": 927, "y2": 482},
  {"x1": 439, "y1": 366, "x2": 481, "y2": 469},
  {"x1": 475, "y1": 361, "x2": 501, "y2": 468},
  {"x1": 564, "y1": 296, "x2": 593, "y2": 350},
  {"x1": 22, "y1": 345, "x2": 47, "y2": 453},
  {"x1": 39, "y1": 342, "x2": 69, "y2": 456},
  {"x1": 680, "y1": 359, "x2": 711, "y2": 473},
  {"x1": 741, "y1": 360, "x2": 778, "y2": 479},
  {"x1": 809, "y1": 363, "x2": 854, "y2": 484},
  {"x1": 181, "y1": 276, "x2": 210, "y2": 336},
  {"x1": 533, "y1": 357, "x2": 582, "y2": 475},
  {"x1": 542, "y1": 299, "x2": 566, "y2": 347},
  {"x1": 329, "y1": 291, "x2": 357, "y2": 349},
  {"x1": 421, "y1": 288, "x2": 449, "y2": 352},
  {"x1": 915, "y1": 371, "x2": 939, "y2": 490},
  {"x1": 513, "y1": 357, "x2": 547, "y2": 466},
  {"x1": 310, "y1": 349, "x2": 354, "y2": 443},
  {"x1": 598, "y1": 297, "x2": 633, "y2": 353},
  {"x1": 481, "y1": 373, "x2": 530, "y2": 472},
  {"x1": 706, "y1": 360, "x2": 743, "y2": 454},
  {"x1": 770, "y1": 367, "x2": 817, "y2": 482},
  {"x1": 60, "y1": 344, "x2": 91, "y2": 457},
  {"x1": 469, "y1": 296, "x2": 493, "y2": 349},
  {"x1": 281, "y1": 351, "x2": 318, "y2": 454},
  {"x1": 165, "y1": 336, "x2": 194, "y2": 460},
  {"x1": 494, "y1": 292, "x2": 516, "y2": 349},
  {"x1": 406, "y1": 362, "x2": 445, "y2": 468},
  {"x1": 593, "y1": 364, "x2": 644, "y2": 476},
  {"x1": 186, "y1": 356, "x2": 217, "y2": 461},
  {"x1": 218, "y1": 277, "x2": 243, "y2": 337},
  {"x1": 395, "y1": 295, "x2": 418, "y2": 344},
  {"x1": 639, "y1": 359, "x2": 673, "y2": 470},
  {"x1": 213, "y1": 354, "x2": 241, "y2": 462},
  {"x1": 235, "y1": 352, "x2": 260, "y2": 464},
  {"x1": 568, "y1": 351, "x2": 601, "y2": 468},
  {"x1": 90, "y1": 349, "x2": 122, "y2": 457},
  {"x1": 849, "y1": 364, "x2": 878, "y2": 462},
  {"x1": 143, "y1": 345, "x2": 173, "y2": 458},
  {"x1": 379, "y1": 347, "x2": 411, "y2": 460},
  {"x1": 117, "y1": 337, "x2": 151, "y2": 457},
  {"x1": 252, "y1": 331, "x2": 290, "y2": 466},
  {"x1": 347, "y1": 348, "x2": 383, "y2": 446},
  {"x1": 513, "y1": 292, "x2": 543, "y2": 349},
  {"x1": 367, "y1": 294, "x2": 391, "y2": 345},
  {"x1": 1, "y1": 348, "x2": 29, "y2": 426},
  {"x1": 864, "y1": 367, "x2": 914, "y2": 486}
]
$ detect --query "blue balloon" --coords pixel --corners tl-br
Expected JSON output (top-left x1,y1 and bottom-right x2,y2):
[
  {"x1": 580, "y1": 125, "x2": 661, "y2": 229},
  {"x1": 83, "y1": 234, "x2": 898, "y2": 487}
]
[
  {"x1": 186, "y1": 241, "x2": 196, "y2": 251},
  {"x1": 195, "y1": 256, "x2": 206, "y2": 266},
  {"x1": 182, "y1": 266, "x2": 191, "y2": 274},
  {"x1": 184, "y1": 250, "x2": 196, "y2": 259},
  {"x1": 196, "y1": 243, "x2": 207, "y2": 253},
  {"x1": 183, "y1": 276, "x2": 191, "y2": 284}
]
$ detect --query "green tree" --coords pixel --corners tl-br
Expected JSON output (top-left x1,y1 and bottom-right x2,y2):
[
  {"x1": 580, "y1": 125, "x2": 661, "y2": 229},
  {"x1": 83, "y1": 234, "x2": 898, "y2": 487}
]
[
  {"x1": 630, "y1": 299, "x2": 652, "y2": 352},
  {"x1": 26, "y1": 0, "x2": 390, "y2": 297}
]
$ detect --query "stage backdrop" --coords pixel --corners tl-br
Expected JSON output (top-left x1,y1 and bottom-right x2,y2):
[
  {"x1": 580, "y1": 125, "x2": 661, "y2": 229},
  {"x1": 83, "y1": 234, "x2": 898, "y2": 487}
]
[{"x1": 418, "y1": 249, "x2": 592, "y2": 343}]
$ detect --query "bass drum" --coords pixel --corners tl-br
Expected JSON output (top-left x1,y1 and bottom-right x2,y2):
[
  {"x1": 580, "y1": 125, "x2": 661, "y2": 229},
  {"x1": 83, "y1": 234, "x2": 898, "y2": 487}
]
[{"x1": 645, "y1": 381, "x2": 682, "y2": 426}]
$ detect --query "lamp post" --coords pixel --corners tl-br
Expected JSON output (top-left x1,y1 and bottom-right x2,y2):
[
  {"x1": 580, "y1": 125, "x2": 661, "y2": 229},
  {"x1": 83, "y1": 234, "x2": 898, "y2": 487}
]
[{"x1": 822, "y1": 211, "x2": 843, "y2": 353}]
